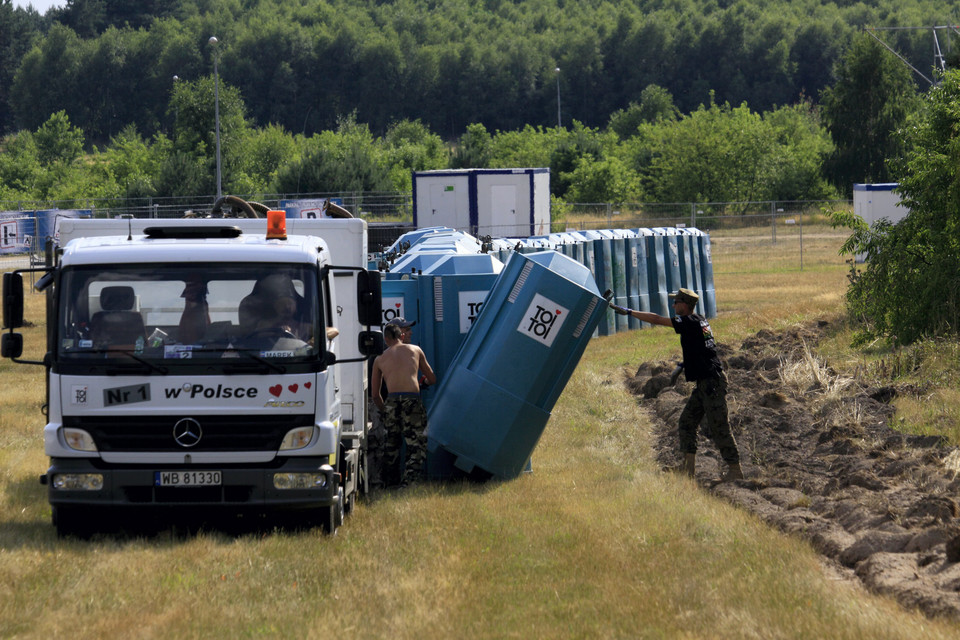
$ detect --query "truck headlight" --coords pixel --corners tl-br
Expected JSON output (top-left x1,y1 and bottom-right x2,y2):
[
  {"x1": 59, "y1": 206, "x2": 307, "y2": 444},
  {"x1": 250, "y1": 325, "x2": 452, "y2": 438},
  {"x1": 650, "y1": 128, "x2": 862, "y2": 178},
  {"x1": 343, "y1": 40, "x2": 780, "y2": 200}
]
[
  {"x1": 279, "y1": 426, "x2": 315, "y2": 451},
  {"x1": 63, "y1": 428, "x2": 98, "y2": 452},
  {"x1": 273, "y1": 473, "x2": 328, "y2": 490},
  {"x1": 52, "y1": 473, "x2": 103, "y2": 491}
]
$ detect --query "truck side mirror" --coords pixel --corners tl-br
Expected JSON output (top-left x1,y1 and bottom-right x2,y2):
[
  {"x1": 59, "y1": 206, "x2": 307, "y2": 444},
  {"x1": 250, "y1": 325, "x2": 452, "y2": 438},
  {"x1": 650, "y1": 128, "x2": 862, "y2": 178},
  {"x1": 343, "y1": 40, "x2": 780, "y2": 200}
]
[
  {"x1": 1, "y1": 333, "x2": 23, "y2": 359},
  {"x1": 2, "y1": 272, "x2": 24, "y2": 329},
  {"x1": 356, "y1": 270, "x2": 382, "y2": 327},
  {"x1": 357, "y1": 330, "x2": 384, "y2": 357}
]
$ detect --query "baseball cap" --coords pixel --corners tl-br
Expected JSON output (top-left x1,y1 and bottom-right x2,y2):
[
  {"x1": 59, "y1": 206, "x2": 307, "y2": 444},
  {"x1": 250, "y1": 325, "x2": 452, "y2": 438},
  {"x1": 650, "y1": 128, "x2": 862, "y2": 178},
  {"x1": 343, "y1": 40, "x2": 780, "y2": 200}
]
[
  {"x1": 386, "y1": 317, "x2": 416, "y2": 329},
  {"x1": 668, "y1": 288, "x2": 699, "y2": 305}
]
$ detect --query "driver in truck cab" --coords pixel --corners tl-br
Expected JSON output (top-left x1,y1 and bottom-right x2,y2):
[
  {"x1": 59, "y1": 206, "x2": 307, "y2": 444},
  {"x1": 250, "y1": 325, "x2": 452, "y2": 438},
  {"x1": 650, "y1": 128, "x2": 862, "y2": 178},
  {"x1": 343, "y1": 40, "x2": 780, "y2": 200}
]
[{"x1": 239, "y1": 272, "x2": 312, "y2": 345}]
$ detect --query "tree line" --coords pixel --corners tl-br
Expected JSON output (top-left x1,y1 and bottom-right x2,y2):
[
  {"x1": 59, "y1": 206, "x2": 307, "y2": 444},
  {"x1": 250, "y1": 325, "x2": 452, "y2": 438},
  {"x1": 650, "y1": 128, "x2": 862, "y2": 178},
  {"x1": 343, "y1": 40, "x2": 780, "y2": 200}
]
[{"x1": 0, "y1": 0, "x2": 940, "y2": 204}]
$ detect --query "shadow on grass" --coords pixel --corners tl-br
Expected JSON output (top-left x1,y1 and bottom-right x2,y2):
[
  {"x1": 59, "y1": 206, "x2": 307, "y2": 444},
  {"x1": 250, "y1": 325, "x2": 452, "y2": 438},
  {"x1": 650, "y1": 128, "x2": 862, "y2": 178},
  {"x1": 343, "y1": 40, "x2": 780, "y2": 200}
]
[{"x1": 1, "y1": 469, "x2": 502, "y2": 548}]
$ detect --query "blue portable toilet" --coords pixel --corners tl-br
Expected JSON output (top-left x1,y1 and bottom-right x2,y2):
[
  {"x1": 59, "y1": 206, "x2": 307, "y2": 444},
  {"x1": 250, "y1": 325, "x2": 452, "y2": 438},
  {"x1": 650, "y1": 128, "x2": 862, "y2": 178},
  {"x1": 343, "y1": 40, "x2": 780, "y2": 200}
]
[
  {"x1": 416, "y1": 254, "x2": 504, "y2": 411},
  {"x1": 592, "y1": 238, "x2": 617, "y2": 336},
  {"x1": 624, "y1": 233, "x2": 651, "y2": 329},
  {"x1": 426, "y1": 250, "x2": 608, "y2": 479},
  {"x1": 380, "y1": 278, "x2": 421, "y2": 341},
  {"x1": 611, "y1": 237, "x2": 629, "y2": 332},
  {"x1": 654, "y1": 228, "x2": 682, "y2": 300},
  {"x1": 386, "y1": 226, "x2": 455, "y2": 253},
  {"x1": 386, "y1": 251, "x2": 452, "y2": 279},
  {"x1": 412, "y1": 231, "x2": 482, "y2": 254},
  {"x1": 688, "y1": 229, "x2": 717, "y2": 317},
  {"x1": 636, "y1": 229, "x2": 669, "y2": 317},
  {"x1": 677, "y1": 229, "x2": 706, "y2": 315}
]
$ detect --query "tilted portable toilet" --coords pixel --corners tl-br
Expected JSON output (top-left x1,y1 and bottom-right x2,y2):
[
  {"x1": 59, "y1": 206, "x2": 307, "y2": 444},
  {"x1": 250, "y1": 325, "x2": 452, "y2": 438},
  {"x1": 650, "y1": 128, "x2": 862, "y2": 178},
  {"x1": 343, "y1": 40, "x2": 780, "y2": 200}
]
[{"x1": 426, "y1": 251, "x2": 607, "y2": 479}]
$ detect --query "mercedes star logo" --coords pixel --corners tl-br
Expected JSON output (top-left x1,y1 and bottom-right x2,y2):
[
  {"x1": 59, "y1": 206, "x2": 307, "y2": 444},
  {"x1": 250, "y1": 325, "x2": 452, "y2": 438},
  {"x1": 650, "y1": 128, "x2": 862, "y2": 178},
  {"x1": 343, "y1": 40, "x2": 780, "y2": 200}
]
[{"x1": 172, "y1": 418, "x2": 202, "y2": 448}]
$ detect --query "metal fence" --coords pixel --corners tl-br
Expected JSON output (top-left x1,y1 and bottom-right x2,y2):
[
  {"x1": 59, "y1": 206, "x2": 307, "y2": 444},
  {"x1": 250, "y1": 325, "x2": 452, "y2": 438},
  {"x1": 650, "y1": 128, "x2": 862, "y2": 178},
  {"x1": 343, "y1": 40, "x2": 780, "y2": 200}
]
[
  {"x1": 0, "y1": 192, "x2": 413, "y2": 221},
  {"x1": 1, "y1": 196, "x2": 854, "y2": 274}
]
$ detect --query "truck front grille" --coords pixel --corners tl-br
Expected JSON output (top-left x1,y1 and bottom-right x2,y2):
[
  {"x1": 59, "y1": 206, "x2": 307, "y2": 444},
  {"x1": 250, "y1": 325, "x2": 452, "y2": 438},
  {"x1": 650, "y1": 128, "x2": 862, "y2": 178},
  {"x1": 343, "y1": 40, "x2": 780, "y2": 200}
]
[{"x1": 63, "y1": 414, "x2": 313, "y2": 452}]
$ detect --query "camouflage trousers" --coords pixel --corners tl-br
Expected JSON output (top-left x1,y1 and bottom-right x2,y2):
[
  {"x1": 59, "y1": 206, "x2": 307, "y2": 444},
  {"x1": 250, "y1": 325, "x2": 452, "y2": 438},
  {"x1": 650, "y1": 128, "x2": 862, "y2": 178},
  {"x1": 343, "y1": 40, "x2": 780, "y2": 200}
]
[
  {"x1": 678, "y1": 372, "x2": 740, "y2": 465},
  {"x1": 382, "y1": 393, "x2": 428, "y2": 486}
]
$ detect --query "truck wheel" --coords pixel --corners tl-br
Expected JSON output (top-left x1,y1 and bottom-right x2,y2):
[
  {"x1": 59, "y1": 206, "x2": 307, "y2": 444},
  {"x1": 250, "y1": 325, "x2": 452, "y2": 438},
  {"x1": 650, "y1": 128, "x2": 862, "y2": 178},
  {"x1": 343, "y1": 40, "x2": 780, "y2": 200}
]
[{"x1": 319, "y1": 487, "x2": 345, "y2": 534}]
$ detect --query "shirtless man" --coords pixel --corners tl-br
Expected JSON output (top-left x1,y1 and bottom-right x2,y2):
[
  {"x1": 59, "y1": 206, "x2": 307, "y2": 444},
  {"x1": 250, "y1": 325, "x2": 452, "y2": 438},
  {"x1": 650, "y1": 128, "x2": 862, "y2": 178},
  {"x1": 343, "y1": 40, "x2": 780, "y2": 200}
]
[{"x1": 371, "y1": 323, "x2": 437, "y2": 486}]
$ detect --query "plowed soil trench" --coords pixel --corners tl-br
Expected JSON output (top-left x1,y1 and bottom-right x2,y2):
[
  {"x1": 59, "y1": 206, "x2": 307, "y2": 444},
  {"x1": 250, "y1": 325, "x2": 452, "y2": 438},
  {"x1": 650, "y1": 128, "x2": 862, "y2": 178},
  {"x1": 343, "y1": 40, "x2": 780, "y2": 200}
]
[{"x1": 627, "y1": 320, "x2": 960, "y2": 619}]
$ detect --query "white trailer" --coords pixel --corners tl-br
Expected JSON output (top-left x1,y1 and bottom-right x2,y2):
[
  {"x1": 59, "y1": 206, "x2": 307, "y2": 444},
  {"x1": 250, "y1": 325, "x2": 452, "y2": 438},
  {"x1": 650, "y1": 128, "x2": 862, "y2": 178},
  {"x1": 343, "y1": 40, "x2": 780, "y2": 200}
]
[
  {"x1": 853, "y1": 183, "x2": 908, "y2": 226},
  {"x1": 412, "y1": 168, "x2": 551, "y2": 237}
]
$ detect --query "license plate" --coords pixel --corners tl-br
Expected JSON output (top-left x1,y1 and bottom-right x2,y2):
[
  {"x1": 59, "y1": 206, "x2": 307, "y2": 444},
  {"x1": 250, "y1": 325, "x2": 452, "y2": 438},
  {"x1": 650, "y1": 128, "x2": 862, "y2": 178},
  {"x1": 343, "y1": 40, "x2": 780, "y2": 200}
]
[{"x1": 154, "y1": 470, "x2": 222, "y2": 487}]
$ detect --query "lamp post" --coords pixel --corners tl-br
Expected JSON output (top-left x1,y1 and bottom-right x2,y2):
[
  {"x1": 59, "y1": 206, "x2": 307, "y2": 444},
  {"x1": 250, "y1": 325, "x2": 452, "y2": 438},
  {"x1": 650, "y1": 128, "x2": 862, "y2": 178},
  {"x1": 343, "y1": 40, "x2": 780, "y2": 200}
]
[
  {"x1": 554, "y1": 67, "x2": 561, "y2": 128},
  {"x1": 208, "y1": 36, "x2": 222, "y2": 199}
]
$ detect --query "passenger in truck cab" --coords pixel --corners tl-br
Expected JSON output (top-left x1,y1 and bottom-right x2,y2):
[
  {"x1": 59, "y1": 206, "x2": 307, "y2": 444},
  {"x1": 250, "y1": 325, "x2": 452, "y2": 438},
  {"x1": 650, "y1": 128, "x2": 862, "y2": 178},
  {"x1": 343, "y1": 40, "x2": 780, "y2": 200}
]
[{"x1": 177, "y1": 273, "x2": 210, "y2": 344}]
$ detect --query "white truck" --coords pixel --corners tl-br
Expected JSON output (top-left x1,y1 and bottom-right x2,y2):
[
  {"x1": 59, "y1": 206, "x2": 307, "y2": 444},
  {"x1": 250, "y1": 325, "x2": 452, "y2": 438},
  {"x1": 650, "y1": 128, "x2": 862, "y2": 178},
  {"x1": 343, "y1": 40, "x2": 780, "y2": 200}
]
[{"x1": 1, "y1": 208, "x2": 383, "y2": 536}]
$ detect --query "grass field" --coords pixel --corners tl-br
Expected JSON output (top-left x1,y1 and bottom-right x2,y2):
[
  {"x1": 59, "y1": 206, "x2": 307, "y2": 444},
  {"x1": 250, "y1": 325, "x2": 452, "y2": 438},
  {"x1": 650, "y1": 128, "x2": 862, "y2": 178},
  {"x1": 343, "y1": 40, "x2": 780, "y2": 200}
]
[{"x1": 2, "y1": 232, "x2": 959, "y2": 639}]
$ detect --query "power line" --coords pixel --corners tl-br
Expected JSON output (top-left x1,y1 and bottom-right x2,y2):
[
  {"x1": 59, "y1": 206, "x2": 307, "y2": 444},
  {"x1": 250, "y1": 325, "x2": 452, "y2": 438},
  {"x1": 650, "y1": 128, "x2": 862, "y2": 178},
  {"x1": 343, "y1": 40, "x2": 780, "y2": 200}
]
[{"x1": 864, "y1": 25, "x2": 960, "y2": 86}]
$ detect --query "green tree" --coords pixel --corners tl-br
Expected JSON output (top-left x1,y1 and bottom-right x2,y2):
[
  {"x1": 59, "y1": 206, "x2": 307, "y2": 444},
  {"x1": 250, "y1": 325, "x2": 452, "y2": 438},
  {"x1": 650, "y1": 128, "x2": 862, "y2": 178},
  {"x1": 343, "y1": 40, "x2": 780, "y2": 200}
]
[
  {"x1": 0, "y1": 130, "x2": 42, "y2": 199},
  {"x1": 450, "y1": 123, "x2": 493, "y2": 169},
  {"x1": 272, "y1": 113, "x2": 391, "y2": 194},
  {"x1": 836, "y1": 68, "x2": 960, "y2": 344},
  {"x1": 382, "y1": 119, "x2": 447, "y2": 192},
  {"x1": 34, "y1": 110, "x2": 85, "y2": 165},
  {"x1": 820, "y1": 33, "x2": 920, "y2": 196},
  {"x1": 638, "y1": 97, "x2": 775, "y2": 204},
  {"x1": 762, "y1": 101, "x2": 837, "y2": 200},
  {"x1": 0, "y1": 1, "x2": 40, "y2": 135},
  {"x1": 608, "y1": 85, "x2": 679, "y2": 139},
  {"x1": 168, "y1": 75, "x2": 251, "y2": 195},
  {"x1": 562, "y1": 155, "x2": 642, "y2": 203}
]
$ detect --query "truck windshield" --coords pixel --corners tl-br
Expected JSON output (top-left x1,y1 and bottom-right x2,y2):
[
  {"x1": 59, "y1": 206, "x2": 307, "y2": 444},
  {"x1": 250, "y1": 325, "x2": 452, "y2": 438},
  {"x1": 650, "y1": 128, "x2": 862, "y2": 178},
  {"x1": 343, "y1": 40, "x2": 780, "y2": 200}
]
[{"x1": 57, "y1": 263, "x2": 322, "y2": 364}]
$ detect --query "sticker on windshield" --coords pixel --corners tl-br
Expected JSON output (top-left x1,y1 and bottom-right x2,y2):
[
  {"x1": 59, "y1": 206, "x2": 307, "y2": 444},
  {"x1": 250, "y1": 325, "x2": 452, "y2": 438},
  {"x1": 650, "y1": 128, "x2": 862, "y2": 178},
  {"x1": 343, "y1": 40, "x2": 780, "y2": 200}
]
[
  {"x1": 164, "y1": 345, "x2": 194, "y2": 359},
  {"x1": 261, "y1": 350, "x2": 295, "y2": 358}
]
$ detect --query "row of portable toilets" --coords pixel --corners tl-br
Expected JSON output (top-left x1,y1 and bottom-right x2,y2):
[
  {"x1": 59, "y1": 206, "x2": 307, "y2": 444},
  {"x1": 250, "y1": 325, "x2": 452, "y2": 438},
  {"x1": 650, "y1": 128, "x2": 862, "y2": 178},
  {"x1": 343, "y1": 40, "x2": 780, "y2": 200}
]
[{"x1": 372, "y1": 225, "x2": 717, "y2": 482}]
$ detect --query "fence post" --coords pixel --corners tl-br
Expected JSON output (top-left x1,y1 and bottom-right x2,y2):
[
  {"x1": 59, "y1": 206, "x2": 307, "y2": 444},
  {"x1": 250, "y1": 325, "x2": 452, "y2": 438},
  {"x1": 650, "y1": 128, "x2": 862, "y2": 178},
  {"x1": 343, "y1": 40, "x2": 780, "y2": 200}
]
[
  {"x1": 770, "y1": 201, "x2": 776, "y2": 244},
  {"x1": 691, "y1": 203, "x2": 696, "y2": 228},
  {"x1": 799, "y1": 211, "x2": 804, "y2": 271}
]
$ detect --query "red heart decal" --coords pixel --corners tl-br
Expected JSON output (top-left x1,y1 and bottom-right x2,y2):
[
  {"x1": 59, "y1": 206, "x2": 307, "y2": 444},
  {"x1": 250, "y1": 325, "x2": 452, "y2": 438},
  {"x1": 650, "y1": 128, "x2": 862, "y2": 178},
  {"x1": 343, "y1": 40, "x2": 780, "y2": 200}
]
[
  {"x1": 395, "y1": 303, "x2": 401, "y2": 308},
  {"x1": 269, "y1": 384, "x2": 282, "y2": 397},
  {"x1": 556, "y1": 309, "x2": 562, "y2": 315},
  {"x1": 304, "y1": 382, "x2": 312, "y2": 389},
  {"x1": 288, "y1": 384, "x2": 299, "y2": 394}
]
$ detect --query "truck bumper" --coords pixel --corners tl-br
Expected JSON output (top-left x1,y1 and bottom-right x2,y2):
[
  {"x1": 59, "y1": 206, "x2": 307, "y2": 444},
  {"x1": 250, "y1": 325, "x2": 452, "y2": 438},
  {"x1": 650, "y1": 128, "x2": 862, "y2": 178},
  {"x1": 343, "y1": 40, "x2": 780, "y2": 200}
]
[{"x1": 43, "y1": 457, "x2": 340, "y2": 511}]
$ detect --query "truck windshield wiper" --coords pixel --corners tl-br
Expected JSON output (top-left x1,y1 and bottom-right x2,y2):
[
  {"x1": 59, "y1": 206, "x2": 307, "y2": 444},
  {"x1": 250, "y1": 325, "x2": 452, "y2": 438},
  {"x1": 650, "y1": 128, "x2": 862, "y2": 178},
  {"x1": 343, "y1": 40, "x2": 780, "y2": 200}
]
[{"x1": 93, "y1": 350, "x2": 169, "y2": 374}]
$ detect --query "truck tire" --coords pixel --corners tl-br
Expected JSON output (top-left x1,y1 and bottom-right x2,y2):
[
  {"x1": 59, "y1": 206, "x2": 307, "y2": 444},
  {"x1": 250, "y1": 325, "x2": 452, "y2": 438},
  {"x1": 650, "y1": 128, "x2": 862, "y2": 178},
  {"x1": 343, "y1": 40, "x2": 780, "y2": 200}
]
[{"x1": 319, "y1": 487, "x2": 344, "y2": 534}]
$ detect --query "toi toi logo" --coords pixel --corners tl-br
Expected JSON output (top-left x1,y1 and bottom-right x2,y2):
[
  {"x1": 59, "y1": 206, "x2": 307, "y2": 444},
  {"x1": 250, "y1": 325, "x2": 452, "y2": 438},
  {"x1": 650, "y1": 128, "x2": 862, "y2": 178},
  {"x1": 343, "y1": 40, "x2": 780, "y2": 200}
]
[
  {"x1": 381, "y1": 298, "x2": 404, "y2": 324},
  {"x1": 520, "y1": 293, "x2": 568, "y2": 347}
]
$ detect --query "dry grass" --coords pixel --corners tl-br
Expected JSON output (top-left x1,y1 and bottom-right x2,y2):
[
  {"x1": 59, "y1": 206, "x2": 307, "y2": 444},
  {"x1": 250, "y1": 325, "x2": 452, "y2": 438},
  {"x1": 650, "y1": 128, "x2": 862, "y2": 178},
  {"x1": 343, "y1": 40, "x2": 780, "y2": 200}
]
[{"x1": 3, "y1": 238, "x2": 960, "y2": 638}]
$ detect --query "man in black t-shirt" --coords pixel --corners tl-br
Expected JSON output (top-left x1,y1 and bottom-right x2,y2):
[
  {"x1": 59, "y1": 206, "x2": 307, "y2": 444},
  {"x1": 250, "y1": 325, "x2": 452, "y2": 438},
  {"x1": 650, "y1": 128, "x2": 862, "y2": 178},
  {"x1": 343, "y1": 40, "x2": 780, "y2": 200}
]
[{"x1": 611, "y1": 288, "x2": 742, "y2": 482}]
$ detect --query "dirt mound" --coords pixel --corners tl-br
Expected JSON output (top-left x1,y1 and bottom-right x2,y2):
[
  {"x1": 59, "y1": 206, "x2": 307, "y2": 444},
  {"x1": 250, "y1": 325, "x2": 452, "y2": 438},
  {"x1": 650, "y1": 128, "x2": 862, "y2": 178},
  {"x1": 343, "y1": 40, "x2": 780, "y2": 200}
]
[{"x1": 627, "y1": 320, "x2": 960, "y2": 620}]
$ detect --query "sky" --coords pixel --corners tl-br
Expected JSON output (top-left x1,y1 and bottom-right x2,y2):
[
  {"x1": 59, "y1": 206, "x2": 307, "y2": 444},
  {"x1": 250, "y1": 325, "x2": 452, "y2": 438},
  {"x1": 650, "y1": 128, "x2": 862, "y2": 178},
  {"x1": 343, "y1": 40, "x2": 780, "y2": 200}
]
[{"x1": 12, "y1": 1, "x2": 64, "y2": 13}]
